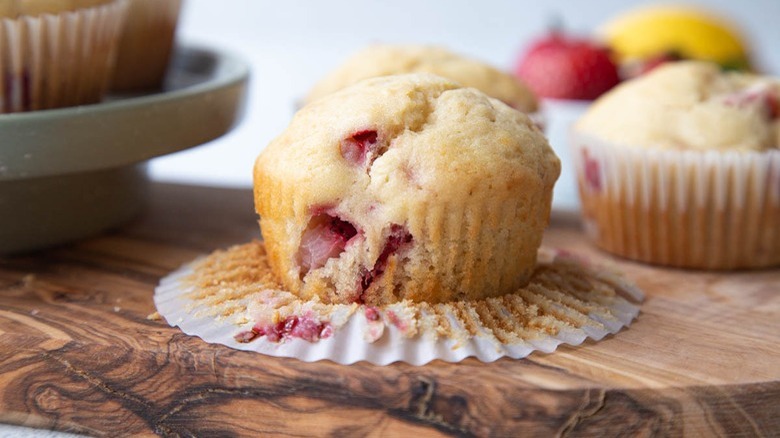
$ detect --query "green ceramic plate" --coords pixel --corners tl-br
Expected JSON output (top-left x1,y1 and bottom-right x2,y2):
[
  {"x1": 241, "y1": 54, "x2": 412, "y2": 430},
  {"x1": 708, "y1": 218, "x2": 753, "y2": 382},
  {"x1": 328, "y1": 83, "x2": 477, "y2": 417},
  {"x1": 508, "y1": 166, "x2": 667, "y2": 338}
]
[{"x1": 0, "y1": 45, "x2": 249, "y2": 254}]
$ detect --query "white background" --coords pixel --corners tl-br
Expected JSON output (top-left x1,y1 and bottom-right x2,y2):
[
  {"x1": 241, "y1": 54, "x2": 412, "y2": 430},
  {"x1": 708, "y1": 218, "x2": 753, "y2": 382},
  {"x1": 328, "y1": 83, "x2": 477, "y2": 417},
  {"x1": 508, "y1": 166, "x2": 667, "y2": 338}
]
[{"x1": 150, "y1": 0, "x2": 780, "y2": 206}]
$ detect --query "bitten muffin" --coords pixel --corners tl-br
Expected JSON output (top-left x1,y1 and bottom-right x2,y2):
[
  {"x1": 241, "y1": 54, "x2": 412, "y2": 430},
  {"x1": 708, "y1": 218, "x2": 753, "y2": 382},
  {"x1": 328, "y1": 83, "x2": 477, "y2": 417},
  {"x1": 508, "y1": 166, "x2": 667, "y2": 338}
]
[
  {"x1": 254, "y1": 73, "x2": 560, "y2": 305},
  {"x1": 0, "y1": 0, "x2": 126, "y2": 113},
  {"x1": 572, "y1": 61, "x2": 780, "y2": 269},
  {"x1": 305, "y1": 44, "x2": 539, "y2": 113}
]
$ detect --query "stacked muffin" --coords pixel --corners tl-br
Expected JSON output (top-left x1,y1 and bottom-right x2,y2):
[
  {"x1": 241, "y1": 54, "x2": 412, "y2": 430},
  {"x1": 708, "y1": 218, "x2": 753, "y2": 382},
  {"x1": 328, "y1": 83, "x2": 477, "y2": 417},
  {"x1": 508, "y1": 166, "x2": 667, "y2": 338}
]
[
  {"x1": 0, "y1": 0, "x2": 126, "y2": 112},
  {"x1": 0, "y1": 0, "x2": 182, "y2": 114}
]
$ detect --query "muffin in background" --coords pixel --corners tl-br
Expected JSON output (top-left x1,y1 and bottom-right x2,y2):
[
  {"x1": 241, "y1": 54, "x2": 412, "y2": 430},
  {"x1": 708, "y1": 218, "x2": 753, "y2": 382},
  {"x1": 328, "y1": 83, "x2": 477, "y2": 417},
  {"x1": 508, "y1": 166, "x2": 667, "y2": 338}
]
[
  {"x1": 110, "y1": 0, "x2": 182, "y2": 91},
  {"x1": 0, "y1": 0, "x2": 127, "y2": 113},
  {"x1": 255, "y1": 73, "x2": 560, "y2": 305},
  {"x1": 305, "y1": 44, "x2": 539, "y2": 114},
  {"x1": 0, "y1": 0, "x2": 106, "y2": 15},
  {"x1": 572, "y1": 61, "x2": 779, "y2": 269}
]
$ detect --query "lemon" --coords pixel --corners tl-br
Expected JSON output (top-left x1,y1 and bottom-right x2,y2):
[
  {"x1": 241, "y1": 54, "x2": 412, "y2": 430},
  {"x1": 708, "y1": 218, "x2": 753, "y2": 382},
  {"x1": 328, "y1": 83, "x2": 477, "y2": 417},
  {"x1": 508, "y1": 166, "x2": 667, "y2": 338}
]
[{"x1": 600, "y1": 5, "x2": 751, "y2": 70}]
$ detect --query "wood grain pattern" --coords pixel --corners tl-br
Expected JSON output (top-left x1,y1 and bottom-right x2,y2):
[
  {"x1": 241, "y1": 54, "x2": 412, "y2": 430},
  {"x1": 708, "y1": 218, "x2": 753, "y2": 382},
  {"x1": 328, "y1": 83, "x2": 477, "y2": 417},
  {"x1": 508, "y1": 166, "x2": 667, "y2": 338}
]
[{"x1": 1, "y1": 183, "x2": 778, "y2": 437}]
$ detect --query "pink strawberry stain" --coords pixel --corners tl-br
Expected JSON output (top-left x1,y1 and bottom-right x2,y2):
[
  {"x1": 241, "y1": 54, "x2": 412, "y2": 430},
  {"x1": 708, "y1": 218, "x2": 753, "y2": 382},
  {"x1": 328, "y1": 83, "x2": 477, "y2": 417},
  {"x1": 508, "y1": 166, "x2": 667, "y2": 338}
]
[
  {"x1": 297, "y1": 212, "x2": 359, "y2": 277},
  {"x1": 555, "y1": 248, "x2": 574, "y2": 258},
  {"x1": 767, "y1": 92, "x2": 779, "y2": 120},
  {"x1": 401, "y1": 161, "x2": 423, "y2": 189},
  {"x1": 234, "y1": 313, "x2": 333, "y2": 344},
  {"x1": 723, "y1": 87, "x2": 780, "y2": 120},
  {"x1": 582, "y1": 149, "x2": 602, "y2": 192},
  {"x1": 2, "y1": 69, "x2": 31, "y2": 112},
  {"x1": 358, "y1": 225, "x2": 413, "y2": 301},
  {"x1": 385, "y1": 310, "x2": 407, "y2": 332},
  {"x1": 553, "y1": 248, "x2": 591, "y2": 267},
  {"x1": 340, "y1": 129, "x2": 379, "y2": 166},
  {"x1": 364, "y1": 306, "x2": 381, "y2": 321}
]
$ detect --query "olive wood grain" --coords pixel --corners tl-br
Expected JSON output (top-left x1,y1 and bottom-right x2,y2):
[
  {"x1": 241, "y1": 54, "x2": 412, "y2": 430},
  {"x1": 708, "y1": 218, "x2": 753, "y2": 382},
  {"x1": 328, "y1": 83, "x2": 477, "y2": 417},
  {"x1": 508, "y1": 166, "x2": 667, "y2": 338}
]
[{"x1": 0, "y1": 183, "x2": 778, "y2": 437}]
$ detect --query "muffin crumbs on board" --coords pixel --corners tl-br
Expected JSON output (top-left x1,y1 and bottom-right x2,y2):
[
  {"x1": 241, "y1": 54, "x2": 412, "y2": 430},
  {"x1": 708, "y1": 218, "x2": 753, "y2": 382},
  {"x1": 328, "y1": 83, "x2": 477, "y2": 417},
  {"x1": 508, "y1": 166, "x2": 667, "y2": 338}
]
[{"x1": 181, "y1": 241, "x2": 642, "y2": 346}]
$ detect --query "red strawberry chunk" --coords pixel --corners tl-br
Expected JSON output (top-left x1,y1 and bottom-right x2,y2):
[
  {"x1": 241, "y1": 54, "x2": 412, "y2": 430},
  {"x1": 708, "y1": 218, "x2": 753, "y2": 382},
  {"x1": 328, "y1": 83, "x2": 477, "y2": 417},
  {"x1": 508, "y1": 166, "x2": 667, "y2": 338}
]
[
  {"x1": 238, "y1": 314, "x2": 333, "y2": 344},
  {"x1": 289, "y1": 315, "x2": 331, "y2": 342},
  {"x1": 582, "y1": 149, "x2": 602, "y2": 192},
  {"x1": 364, "y1": 306, "x2": 381, "y2": 321},
  {"x1": 767, "y1": 92, "x2": 779, "y2": 120},
  {"x1": 723, "y1": 85, "x2": 780, "y2": 120},
  {"x1": 621, "y1": 52, "x2": 683, "y2": 80},
  {"x1": 359, "y1": 225, "x2": 413, "y2": 299},
  {"x1": 638, "y1": 53, "x2": 680, "y2": 75},
  {"x1": 341, "y1": 129, "x2": 379, "y2": 165},
  {"x1": 298, "y1": 213, "x2": 358, "y2": 276}
]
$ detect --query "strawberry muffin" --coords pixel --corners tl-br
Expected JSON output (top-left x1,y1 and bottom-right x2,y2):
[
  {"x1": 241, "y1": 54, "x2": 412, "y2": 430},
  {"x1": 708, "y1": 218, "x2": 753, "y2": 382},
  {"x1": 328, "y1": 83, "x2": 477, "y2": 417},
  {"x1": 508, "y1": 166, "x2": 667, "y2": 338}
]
[
  {"x1": 255, "y1": 73, "x2": 560, "y2": 305},
  {"x1": 305, "y1": 44, "x2": 538, "y2": 113},
  {"x1": 572, "y1": 61, "x2": 780, "y2": 269},
  {"x1": 0, "y1": 0, "x2": 126, "y2": 112}
]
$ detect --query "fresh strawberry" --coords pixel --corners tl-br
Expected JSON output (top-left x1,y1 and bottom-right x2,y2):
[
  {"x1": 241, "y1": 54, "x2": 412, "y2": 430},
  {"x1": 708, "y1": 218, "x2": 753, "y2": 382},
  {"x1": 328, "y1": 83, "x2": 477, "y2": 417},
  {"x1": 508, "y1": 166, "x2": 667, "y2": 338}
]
[
  {"x1": 621, "y1": 52, "x2": 683, "y2": 80},
  {"x1": 515, "y1": 32, "x2": 620, "y2": 100}
]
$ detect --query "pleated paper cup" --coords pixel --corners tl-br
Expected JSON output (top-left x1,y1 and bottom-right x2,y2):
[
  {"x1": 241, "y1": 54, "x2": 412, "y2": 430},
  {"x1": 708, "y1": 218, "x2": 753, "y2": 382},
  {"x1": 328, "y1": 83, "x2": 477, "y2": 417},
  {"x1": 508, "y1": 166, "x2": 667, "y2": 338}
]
[
  {"x1": 110, "y1": 0, "x2": 182, "y2": 91},
  {"x1": 154, "y1": 241, "x2": 643, "y2": 366},
  {"x1": 572, "y1": 130, "x2": 780, "y2": 269},
  {"x1": 0, "y1": 0, "x2": 127, "y2": 113}
]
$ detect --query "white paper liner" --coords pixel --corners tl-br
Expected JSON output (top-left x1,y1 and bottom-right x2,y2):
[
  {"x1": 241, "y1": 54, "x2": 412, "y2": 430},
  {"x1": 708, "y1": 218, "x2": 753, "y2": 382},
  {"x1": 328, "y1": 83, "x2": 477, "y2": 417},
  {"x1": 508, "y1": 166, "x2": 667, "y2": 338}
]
[
  {"x1": 154, "y1": 245, "x2": 643, "y2": 366},
  {"x1": 0, "y1": 0, "x2": 127, "y2": 112},
  {"x1": 571, "y1": 131, "x2": 780, "y2": 269}
]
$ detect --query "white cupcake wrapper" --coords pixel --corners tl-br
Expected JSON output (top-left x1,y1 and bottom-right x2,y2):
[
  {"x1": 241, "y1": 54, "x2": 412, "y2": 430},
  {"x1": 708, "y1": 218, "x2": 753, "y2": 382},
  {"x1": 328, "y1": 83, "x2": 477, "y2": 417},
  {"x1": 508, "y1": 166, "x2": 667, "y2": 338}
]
[
  {"x1": 154, "y1": 247, "x2": 643, "y2": 366},
  {"x1": 571, "y1": 131, "x2": 780, "y2": 269},
  {"x1": 0, "y1": 0, "x2": 127, "y2": 112}
]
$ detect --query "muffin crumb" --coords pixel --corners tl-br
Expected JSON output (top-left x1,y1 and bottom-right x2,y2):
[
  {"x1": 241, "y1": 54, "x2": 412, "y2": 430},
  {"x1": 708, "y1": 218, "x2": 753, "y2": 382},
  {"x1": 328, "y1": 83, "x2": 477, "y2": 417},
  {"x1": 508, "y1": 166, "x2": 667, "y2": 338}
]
[{"x1": 182, "y1": 241, "x2": 639, "y2": 345}]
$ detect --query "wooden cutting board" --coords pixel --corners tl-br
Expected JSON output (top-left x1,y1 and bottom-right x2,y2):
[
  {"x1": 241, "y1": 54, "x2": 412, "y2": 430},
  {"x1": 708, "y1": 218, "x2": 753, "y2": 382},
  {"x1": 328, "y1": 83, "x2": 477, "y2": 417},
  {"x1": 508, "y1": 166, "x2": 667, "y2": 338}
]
[{"x1": 1, "y1": 183, "x2": 778, "y2": 437}]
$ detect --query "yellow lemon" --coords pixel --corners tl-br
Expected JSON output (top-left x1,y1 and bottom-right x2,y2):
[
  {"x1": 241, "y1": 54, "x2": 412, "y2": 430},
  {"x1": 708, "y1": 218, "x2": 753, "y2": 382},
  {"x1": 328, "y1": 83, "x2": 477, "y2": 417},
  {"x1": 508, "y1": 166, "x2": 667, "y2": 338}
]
[{"x1": 600, "y1": 5, "x2": 751, "y2": 70}]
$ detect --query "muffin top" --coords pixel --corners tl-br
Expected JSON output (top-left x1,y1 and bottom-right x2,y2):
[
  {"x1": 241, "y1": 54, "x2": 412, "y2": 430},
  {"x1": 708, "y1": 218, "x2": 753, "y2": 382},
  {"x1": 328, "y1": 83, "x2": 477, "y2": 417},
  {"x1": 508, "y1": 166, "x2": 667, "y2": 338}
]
[
  {"x1": 258, "y1": 73, "x2": 557, "y2": 221},
  {"x1": 576, "y1": 61, "x2": 780, "y2": 151},
  {"x1": 0, "y1": 0, "x2": 110, "y2": 18},
  {"x1": 305, "y1": 44, "x2": 538, "y2": 113}
]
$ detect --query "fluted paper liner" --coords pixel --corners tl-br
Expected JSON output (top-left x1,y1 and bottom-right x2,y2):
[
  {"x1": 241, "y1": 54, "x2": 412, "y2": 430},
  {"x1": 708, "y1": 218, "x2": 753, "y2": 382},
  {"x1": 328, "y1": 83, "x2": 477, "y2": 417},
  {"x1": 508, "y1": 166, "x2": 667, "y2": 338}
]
[
  {"x1": 154, "y1": 242, "x2": 643, "y2": 365},
  {"x1": 572, "y1": 131, "x2": 780, "y2": 269},
  {"x1": 111, "y1": 0, "x2": 181, "y2": 91},
  {"x1": 0, "y1": 0, "x2": 126, "y2": 113}
]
